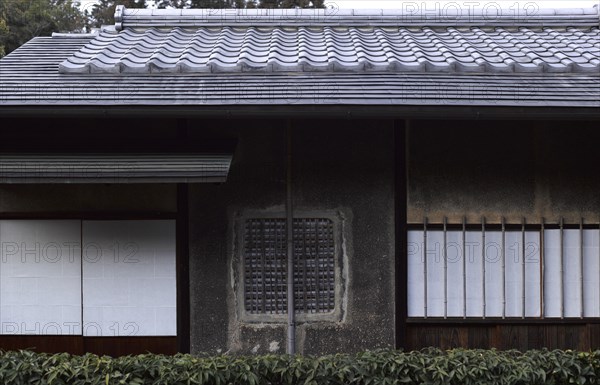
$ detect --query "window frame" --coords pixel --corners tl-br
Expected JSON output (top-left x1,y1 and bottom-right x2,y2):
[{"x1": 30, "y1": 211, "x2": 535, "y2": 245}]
[{"x1": 234, "y1": 210, "x2": 346, "y2": 323}]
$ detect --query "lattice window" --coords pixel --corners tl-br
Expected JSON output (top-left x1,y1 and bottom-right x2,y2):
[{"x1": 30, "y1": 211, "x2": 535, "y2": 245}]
[{"x1": 243, "y1": 218, "x2": 335, "y2": 314}]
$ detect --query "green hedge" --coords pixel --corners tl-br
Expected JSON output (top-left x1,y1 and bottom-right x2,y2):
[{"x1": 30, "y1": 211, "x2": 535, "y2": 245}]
[{"x1": 0, "y1": 348, "x2": 599, "y2": 385}]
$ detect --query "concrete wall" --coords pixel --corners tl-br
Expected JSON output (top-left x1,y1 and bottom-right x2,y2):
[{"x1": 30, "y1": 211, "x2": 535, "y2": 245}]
[
  {"x1": 188, "y1": 119, "x2": 396, "y2": 355},
  {"x1": 407, "y1": 120, "x2": 600, "y2": 224}
]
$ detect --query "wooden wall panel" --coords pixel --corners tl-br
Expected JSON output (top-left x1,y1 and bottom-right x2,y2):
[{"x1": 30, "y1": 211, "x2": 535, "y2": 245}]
[
  {"x1": 84, "y1": 337, "x2": 178, "y2": 356},
  {"x1": 467, "y1": 326, "x2": 492, "y2": 348},
  {"x1": 0, "y1": 336, "x2": 84, "y2": 354},
  {"x1": 0, "y1": 336, "x2": 177, "y2": 357},
  {"x1": 406, "y1": 323, "x2": 598, "y2": 351},
  {"x1": 590, "y1": 324, "x2": 600, "y2": 349},
  {"x1": 498, "y1": 325, "x2": 529, "y2": 351},
  {"x1": 407, "y1": 325, "x2": 494, "y2": 350}
]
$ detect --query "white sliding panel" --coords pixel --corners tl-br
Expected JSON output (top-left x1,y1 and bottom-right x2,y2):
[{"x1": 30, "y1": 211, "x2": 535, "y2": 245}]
[
  {"x1": 524, "y1": 231, "x2": 542, "y2": 317},
  {"x1": 82, "y1": 220, "x2": 176, "y2": 337},
  {"x1": 426, "y1": 231, "x2": 445, "y2": 316},
  {"x1": 0, "y1": 220, "x2": 82, "y2": 335},
  {"x1": 583, "y1": 230, "x2": 600, "y2": 317},
  {"x1": 504, "y1": 231, "x2": 523, "y2": 317},
  {"x1": 563, "y1": 230, "x2": 582, "y2": 318},
  {"x1": 465, "y1": 231, "x2": 484, "y2": 317},
  {"x1": 504, "y1": 231, "x2": 541, "y2": 317},
  {"x1": 544, "y1": 229, "x2": 562, "y2": 317},
  {"x1": 407, "y1": 230, "x2": 425, "y2": 317},
  {"x1": 484, "y1": 231, "x2": 503, "y2": 317},
  {"x1": 446, "y1": 231, "x2": 464, "y2": 317}
]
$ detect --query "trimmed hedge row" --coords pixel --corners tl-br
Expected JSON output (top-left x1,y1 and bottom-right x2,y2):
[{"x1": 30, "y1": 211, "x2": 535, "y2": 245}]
[{"x1": 0, "y1": 348, "x2": 599, "y2": 385}]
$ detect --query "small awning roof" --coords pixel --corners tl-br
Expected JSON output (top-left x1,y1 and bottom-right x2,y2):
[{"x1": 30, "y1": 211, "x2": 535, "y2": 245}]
[{"x1": 0, "y1": 153, "x2": 232, "y2": 183}]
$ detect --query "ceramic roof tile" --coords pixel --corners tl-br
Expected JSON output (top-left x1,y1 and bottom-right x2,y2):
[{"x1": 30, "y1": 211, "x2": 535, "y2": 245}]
[
  {"x1": 58, "y1": 25, "x2": 600, "y2": 74},
  {"x1": 55, "y1": 6, "x2": 600, "y2": 74}
]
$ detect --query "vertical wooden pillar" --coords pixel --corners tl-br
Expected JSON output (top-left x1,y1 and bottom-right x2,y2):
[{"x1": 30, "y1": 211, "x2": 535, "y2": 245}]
[
  {"x1": 176, "y1": 119, "x2": 191, "y2": 353},
  {"x1": 395, "y1": 119, "x2": 408, "y2": 349}
]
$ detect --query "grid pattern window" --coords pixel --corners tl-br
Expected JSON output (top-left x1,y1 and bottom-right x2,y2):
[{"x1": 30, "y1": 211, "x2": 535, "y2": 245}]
[
  {"x1": 407, "y1": 219, "x2": 600, "y2": 319},
  {"x1": 243, "y1": 218, "x2": 335, "y2": 315}
]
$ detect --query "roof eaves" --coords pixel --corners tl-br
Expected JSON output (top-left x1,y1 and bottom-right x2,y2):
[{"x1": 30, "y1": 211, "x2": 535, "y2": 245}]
[{"x1": 1, "y1": 104, "x2": 600, "y2": 120}]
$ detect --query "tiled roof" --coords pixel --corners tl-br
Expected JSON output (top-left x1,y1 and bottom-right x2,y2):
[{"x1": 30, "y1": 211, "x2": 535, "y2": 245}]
[
  {"x1": 1, "y1": 6, "x2": 599, "y2": 111},
  {"x1": 59, "y1": 25, "x2": 600, "y2": 74},
  {"x1": 1, "y1": 36, "x2": 599, "y2": 109},
  {"x1": 59, "y1": 6, "x2": 600, "y2": 74}
]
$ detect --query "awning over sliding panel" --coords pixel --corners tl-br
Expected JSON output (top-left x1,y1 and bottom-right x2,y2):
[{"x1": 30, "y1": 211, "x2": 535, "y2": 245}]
[{"x1": 0, "y1": 153, "x2": 232, "y2": 183}]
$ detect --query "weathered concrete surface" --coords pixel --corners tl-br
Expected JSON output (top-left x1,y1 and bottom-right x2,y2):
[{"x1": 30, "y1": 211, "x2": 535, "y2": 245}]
[
  {"x1": 407, "y1": 120, "x2": 600, "y2": 225},
  {"x1": 188, "y1": 119, "x2": 287, "y2": 355},
  {"x1": 188, "y1": 119, "x2": 396, "y2": 355}
]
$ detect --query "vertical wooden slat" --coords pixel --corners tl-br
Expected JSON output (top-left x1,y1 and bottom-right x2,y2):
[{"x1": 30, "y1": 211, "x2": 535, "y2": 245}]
[
  {"x1": 541, "y1": 218, "x2": 545, "y2": 319},
  {"x1": 580, "y1": 218, "x2": 584, "y2": 319},
  {"x1": 424, "y1": 217, "x2": 428, "y2": 319},
  {"x1": 395, "y1": 119, "x2": 408, "y2": 350},
  {"x1": 443, "y1": 216, "x2": 448, "y2": 319},
  {"x1": 462, "y1": 216, "x2": 467, "y2": 319},
  {"x1": 560, "y1": 217, "x2": 564, "y2": 319},
  {"x1": 521, "y1": 217, "x2": 526, "y2": 319},
  {"x1": 176, "y1": 183, "x2": 190, "y2": 353},
  {"x1": 501, "y1": 217, "x2": 506, "y2": 319},
  {"x1": 482, "y1": 216, "x2": 486, "y2": 319}
]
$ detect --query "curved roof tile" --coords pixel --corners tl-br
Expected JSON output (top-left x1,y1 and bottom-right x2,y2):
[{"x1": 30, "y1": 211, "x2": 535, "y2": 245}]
[
  {"x1": 58, "y1": 6, "x2": 600, "y2": 74},
  {"x1": 59, "y1": 23, "x2": 600, "y2": 74}
]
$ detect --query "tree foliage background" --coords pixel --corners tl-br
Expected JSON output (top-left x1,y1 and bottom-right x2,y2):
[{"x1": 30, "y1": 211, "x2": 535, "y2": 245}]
[
  {"x1": 0, "y1": 0, "x2": 85, "y2": 57},
  {"x1": 0, "y1": 0, "x2": 325, "y2": 57}
]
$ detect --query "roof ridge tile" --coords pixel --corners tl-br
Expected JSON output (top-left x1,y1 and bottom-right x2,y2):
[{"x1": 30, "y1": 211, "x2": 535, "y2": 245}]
[{"x1": 114, "y1": 5, "x2": 600, "y2": 30}]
